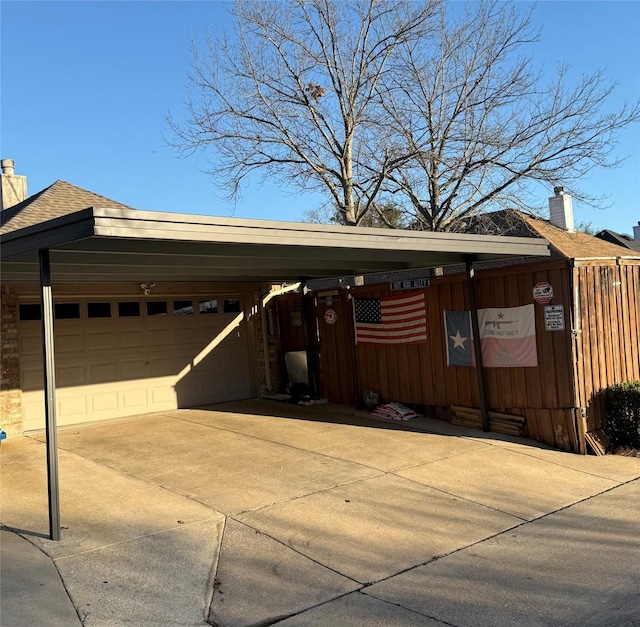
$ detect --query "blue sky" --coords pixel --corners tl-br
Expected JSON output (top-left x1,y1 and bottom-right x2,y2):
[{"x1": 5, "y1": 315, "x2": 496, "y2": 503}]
[{"x1": 2, "y1": 1, "x2": 639, "y2": 234}]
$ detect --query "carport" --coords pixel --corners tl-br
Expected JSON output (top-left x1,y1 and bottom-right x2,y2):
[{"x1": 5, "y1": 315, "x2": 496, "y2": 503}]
[{"x1": 0, "y1": 205, "x2": 550, "y2": 539}]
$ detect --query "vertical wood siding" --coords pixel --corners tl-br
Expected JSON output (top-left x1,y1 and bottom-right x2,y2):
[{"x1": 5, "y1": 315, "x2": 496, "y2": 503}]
[
  {"x1": 311, "y1": 261, "x2": 579, "y2": 451},
  {"x1": 313, "y1": 294, "x2": 358, "y2": 404},
  {"x1": 574, "y1": 260, "x2": 640, "y2": 432},
  {"x1": 274, "y1": 259, "x2": 639, "y2": 454}
]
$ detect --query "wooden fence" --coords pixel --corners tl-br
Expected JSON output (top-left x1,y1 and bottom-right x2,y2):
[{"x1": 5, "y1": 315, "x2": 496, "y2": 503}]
[{"x1": 573, "y1": 260, "x2": 640, "y2": 433}]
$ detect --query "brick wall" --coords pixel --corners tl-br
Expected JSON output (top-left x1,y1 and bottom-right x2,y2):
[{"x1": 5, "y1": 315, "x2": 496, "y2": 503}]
[{"x1": 0, "y1": 286, "x2": 23, "y2": 437}]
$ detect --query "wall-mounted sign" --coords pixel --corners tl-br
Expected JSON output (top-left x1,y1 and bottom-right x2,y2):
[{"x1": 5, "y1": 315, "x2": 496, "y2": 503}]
[
  {"x1": 324, "y1": 309, "x2": 337, "y2": 325},
  {"x1": 533, "y1": 281, "x2": 553, "y2": 304},
  {"x1": 390, "y1": 277, "x2": 430, "y2": 290},
  {"x1": 544, "y1": 305, "x2": 565, "y2": 331}
]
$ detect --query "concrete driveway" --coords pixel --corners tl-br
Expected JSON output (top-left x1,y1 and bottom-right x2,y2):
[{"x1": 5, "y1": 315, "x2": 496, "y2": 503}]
[{"x1": 2, "y1": 400, "x2": 639, "y2": 626}]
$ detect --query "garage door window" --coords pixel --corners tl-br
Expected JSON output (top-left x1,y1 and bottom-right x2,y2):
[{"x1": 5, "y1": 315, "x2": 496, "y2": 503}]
[
  {"x1": 88, "y1": 302, "x2": 112, "y2": 318},
  {"x1": 118, "y1": 301, "x2": 141, "y2": 317},
  {"x1": 223, "y1": 299, "x2": 242, "y2": 313},
  {"x1": 173, "y1": 300, "x2": 193, "y2": 315},
  {"x1": 55, "y1": 303, "x2": 81, "y2": 319},
  {"x1": 19, "y1": 303, "x2": 42, "y2": 321},
  {"x1": 199, "y1": 299, "x2": 218, "y2": 314},
  {"x1": 146, "y1": 301, "x2": 168, "y2": 316}
]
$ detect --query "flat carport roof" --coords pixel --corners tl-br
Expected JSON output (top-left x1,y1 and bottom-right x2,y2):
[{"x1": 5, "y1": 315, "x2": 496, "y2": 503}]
[
  {"x1": 0, "y1": 206, "x2": 550, "y2": 542},
  {"x1": 0, "y1": 207, "x2": 549, "y2": 282}
]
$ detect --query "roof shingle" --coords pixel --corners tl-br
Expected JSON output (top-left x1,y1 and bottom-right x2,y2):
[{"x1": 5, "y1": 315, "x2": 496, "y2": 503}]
[
  {"x1": 518, "y1": 213, "x2": 639, "y2": 259},
  {"x1": 595, "y1": 229, "x2": 640, "y2": 253},
  {"x1": 462, "y1": 209, "x2": 639, "y2": 260},
  {"x1": 0, "y1": 180, "x2": 135, "y2": 235}
]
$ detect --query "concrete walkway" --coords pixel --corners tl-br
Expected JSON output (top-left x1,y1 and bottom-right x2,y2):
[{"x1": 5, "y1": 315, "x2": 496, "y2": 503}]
[
  {"x1": 1, "y1": 527, "x2": 82, "y2": 627},
  {"x1": 2, "y1": 400, "x2": 639, "y2": 626}
]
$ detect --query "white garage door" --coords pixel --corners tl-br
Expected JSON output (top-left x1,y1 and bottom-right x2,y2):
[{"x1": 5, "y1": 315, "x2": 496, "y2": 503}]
[{"x1": 18, "y1": 295, "x2": 253, "y2": 431}]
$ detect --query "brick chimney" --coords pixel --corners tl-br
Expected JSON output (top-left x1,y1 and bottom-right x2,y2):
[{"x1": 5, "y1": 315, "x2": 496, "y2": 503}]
[
  {"x1": 548, "y1": 186, "x2": 575, "y2": 232},
  {"x1": 634, "y1": 222, "x2": 640, "y2": 241},
  {"x1": 0, "y1": 159, "x2": 27, "y2": 210}
]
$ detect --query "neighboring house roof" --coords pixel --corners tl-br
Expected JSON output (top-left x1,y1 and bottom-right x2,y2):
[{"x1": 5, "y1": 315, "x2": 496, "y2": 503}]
[
  {"x1": 519, "y1": 215, "x2": 638, "y2": 259},
  {"x1": 0, "y1": 180, "x2": 135, "y2": 235},
  {"x1": 463, "y1": 209, "x2": 639, "y2": 260},
  {"x1": 595, "y1": 229, "x2": 640, "y2": 253}
]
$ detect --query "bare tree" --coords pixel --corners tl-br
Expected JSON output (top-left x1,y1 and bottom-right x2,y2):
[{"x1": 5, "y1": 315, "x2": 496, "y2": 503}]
[
  {"x1": 303, "y1": 200, "x2": 410, "y2": 228},
  {"x1": 172, "y1": 0, "x2": 639, "y2": 232},
  {"x1": 169, "y1": 0, "x2": 439, "y2": 225},
  {"x1": 376, "y1": 1, "x2": 640, "y2": 231}
]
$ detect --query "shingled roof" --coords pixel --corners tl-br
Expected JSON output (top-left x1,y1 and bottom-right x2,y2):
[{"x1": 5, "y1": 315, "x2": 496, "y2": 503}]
[
  {"x1": 595, "y1": 229, "x2": 640, "y2": 253},
  {"x1": 0, "y1": 180, "x2": 135, "y2": 235},
  {"x1": 519, "y1": 213, "x2": 639, "y2": 259},
  {"x1": 463, "y1": 209, "x2": 639, "y2": 260}
]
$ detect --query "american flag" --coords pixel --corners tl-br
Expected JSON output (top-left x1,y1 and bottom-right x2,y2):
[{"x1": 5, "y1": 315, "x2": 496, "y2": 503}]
[{"x1": 354, "y1": 291, "x2": 427, "y2": 344}]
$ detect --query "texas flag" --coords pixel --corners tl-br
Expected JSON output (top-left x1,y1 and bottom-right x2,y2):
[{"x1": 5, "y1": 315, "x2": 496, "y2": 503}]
[
  {"x1": 444, "y1": 310, "x2": 475, "y2": 366},
  {"x1": 444, "y1": 305, "x2": 538, "y2": 368}
]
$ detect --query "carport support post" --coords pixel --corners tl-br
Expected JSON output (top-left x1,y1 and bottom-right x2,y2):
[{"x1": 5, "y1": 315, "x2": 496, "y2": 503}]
[
  {"x1": 465, "y1": 256, "x2": 490, "y2": 432},
  {"x1": 39, "y1": 248, "x2": 61, "y2": 541}
]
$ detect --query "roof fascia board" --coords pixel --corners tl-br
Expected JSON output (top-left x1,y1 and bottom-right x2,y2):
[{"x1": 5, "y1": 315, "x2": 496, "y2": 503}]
[
  {"x1": 2, "y1": 205, "x2": 550, "y2": 261},
  {"x1": 91, "y1": 212, "x2": 550, "y2": 257},
  {"x1": 96, "y1": 206, "x2": 541, "y2": 243},
  {"x1": 0, "y1": 208, "x2": 96, "y2": 259}
]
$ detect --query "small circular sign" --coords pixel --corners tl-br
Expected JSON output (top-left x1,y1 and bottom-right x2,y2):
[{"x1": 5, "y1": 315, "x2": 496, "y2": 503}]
[
  {"x1": 533, "y1": 281, "x2": 553, "y2": 304},
  {"x1": 324, "y1": 309, "x2": 337, "y2": 325}
]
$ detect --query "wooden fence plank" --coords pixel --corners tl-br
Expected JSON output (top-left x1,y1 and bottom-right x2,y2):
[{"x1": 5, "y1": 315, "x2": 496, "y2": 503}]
[
  {"x1": 548, "y1": 266, "x2": 573, "y2": 408},
  {"x1": 396, "y1": 343, "x2": 413, "y2": 404},
  {"x1": 571, "y1": 264, "x2": 585, "y2": 411}
]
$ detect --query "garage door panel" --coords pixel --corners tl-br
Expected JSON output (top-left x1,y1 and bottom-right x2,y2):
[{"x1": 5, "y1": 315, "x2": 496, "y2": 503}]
[
  {"x1": 22, "y1": 367, "x2": 44, "y2": 391},
  {"x1": 91, "y1": 392, "x2": 119, "y2": 414},
  {"x1": 89, "y1": 363, "x2": 118, "y2": 383},
  {"x1": 19, "y1": 335, "x2": 42, "y2": 356},
  {"x1": 217, "y1": 373, "x2": 250, "y2": 396},
  {"x1": 22, "y1": 392, "x2": 44, "y2": 426},
  {"x1": 118, "y1": 330, "x2": 144, "y2": 348},
  {"x1": 56, "y1": 333, "x2": 84, "y2": 353},
  {"x1": 194, "y1": 348, "x2": 224, "y2": 367},
  {"x1": 189, "y1": 336, "x2": 220, "y2": 353},
  {"x1": 119, "y1": 360, "x2": 148, "y2": 380},
  {"x1": 121, "y1": 388, "x2": 149, "y2": 409},
  {"x1": 56, "y1": 364, "x2": 86, "y2": 386},
  {"x1": 175, "y1": 382, "x2": 201, "y2": 408},
  {"x1": 149, "y1": 385, "x2": 176, "y2": 405},
  {"x1": 149, "y1": 357, "x2": 176, "y2": 377},
  {"x1": 148, "y1": 328, "x2": 172, "y2": 347},
  {"x1": 226, "y1": 350, "x2": 249, "y2": 370},
  {"x1": 58, "y1": 395, "x2": 88, "y2": 421},
  {"x1": 174, "y1": 328, "x2": 196, "y2": 347},
  {"x1": 88, "y1": 332, "x2": 115, "y2": 351},
  {"x1": 198, "y1": 324, "x2": 238, "y2": 341},
  {"x1": 167, "y1": 350, "x2": 197, "y2": 367}
]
